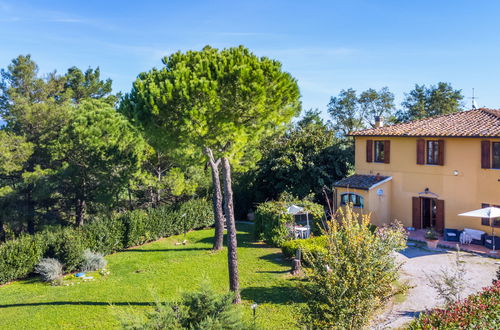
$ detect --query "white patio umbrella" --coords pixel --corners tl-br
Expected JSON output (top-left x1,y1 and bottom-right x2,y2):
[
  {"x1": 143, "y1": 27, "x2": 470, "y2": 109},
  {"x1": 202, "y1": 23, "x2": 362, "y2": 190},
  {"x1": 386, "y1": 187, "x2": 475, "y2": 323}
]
[
  {"x1": 286, "y1": 205, "x2": 310, "y2": 237},
  {"x1": 459, "y1": 206, "x2": 500, "y2": 253}
]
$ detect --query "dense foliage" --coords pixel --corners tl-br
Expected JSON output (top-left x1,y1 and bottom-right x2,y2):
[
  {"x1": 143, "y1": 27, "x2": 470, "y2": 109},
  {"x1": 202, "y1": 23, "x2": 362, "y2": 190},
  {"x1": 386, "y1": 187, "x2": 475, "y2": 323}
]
[
  {"x1": 0, "y1": 199, "x2": 213, "y2": 284},
  {"x1": 409, "y1": 281, "x2": 500, "y2": 329},
  {"x1": 300, "y1": 205, "x2": 407, "y2": 329},
  {"x1": 254, "y1": 199, "x2": 324, "y2": 247},
  {"x1": 280, "y1": 236, "x2": 327, "y2": 259},
  {"x1": 122, "y1": 285, "x2": 250, "y2": 329},
  {"x1": 396, "y1": 82, "x2": 464, "y2": 122},
  {"x1": 328, "y1": 87, "x2": 395, "y2": 136},
  {"x1": 0, "y1": 55, "x2": 208, "y2": 240},
  {"x1": 234, "y1": 110, "x2": 352, "y2": 216}
]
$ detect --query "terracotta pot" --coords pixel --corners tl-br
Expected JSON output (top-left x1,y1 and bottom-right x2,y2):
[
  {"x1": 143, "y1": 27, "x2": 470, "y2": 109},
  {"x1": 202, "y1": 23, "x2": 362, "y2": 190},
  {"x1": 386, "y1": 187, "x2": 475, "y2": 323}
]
[{"x1": 426, "y1": 239, "x2": 439, "y2": 249}]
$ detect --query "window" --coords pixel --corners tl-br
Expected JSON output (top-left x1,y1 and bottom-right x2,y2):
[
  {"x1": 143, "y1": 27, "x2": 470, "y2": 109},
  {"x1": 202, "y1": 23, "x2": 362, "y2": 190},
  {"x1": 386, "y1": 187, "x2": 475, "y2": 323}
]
[
  {"x1": 417, "y1": 139, "x2": 444, "y2": 165},
  {"x1": 481, "y1": 203, "x2": 500, "y2": 228},
  {"x1": 374, "y1": 141, "x2": 385, "y2": 163},
  {"x1": 426, "y1": 140, "x2": 440, "y2": 165},
  {"x1": 340, "y1": 193, "x2": 364, "y2": 208},
  {"x1": 493, "y1": 142, "x2": 500, "y2": 169}
]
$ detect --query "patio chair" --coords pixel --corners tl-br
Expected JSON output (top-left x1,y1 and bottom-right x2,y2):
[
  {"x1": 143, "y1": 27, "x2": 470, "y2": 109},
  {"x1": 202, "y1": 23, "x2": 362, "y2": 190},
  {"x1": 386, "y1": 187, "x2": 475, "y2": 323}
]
[
  {"x1": 444, "y1": 228, "x2": 461, "y2": 242},
  {"x1": 484, "y1": 235, "x2": 500, "y2": 250},
  {"x1": 462, "y1": 228, "x2": 486, "y2": 246}
]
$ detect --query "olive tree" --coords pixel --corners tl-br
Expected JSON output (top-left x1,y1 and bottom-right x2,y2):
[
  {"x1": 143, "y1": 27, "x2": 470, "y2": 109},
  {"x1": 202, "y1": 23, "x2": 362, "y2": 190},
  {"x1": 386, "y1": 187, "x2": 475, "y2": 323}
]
[{"x1": 120, "y1": 45, "x2": 300, "y2": 302}]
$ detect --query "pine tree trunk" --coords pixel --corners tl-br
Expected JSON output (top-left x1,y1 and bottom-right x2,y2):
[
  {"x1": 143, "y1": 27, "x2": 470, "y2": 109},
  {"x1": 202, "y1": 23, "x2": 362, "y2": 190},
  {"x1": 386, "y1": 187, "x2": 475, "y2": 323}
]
[
  {"x1": 0, "y1": 219, "x2": 5, "y2": 242},
  {"x1": 76, "y1": 198, "x2": 86, "y2": 226},
  {"x1": 26, "y1": 188, "x2": 35, "y2": 235},
  {"x1": 204, "y1": 147, "x2": 225, "y2": 251},
  {"x1": 222, "y1": 157, "x2": 241, "y2": 303}
]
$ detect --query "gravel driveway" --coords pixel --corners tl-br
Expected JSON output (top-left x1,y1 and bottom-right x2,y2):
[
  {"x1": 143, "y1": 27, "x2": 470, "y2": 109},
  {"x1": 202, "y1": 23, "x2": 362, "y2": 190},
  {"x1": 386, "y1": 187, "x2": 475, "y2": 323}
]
[{"x1": 372, "y1": 244, "x2": 499, "y2": 329}]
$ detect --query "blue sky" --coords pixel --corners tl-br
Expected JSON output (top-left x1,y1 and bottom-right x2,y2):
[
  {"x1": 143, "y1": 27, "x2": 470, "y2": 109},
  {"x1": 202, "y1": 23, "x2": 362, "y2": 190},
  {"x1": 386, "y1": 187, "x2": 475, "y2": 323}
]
[{"x1": 2, "y1": 0, "x2": 500, "y2": 118}]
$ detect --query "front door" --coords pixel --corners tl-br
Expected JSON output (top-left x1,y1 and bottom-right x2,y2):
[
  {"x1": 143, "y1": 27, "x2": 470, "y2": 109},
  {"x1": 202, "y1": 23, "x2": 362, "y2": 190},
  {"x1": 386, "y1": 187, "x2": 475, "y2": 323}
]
[{"x1": 412, "y1": 197, "x2": 445, "y2": 231}]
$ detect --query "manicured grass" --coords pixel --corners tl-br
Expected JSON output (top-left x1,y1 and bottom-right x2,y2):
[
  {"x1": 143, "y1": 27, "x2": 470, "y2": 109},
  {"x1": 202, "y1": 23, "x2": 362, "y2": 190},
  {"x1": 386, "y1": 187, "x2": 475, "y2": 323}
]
[{"x1": 0, "y1": 224, "x2": 304, "y2": 329}]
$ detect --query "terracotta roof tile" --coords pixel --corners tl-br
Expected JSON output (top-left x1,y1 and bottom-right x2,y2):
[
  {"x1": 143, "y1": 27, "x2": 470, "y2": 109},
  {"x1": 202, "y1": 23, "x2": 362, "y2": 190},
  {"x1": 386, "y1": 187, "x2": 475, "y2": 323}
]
[
  {"x1": 350, "y1": 108, "x2": 500, "y2": 137},
  {"x1": 334, "y1": 174, "x2": 391, "y2": 190}
]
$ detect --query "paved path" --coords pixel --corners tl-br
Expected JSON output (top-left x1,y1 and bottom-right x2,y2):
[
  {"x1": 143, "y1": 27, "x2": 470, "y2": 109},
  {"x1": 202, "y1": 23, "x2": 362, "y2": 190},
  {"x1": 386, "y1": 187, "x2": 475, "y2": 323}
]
[{"x1": 372, "y1": 245, "x2": 499, "y2": 329}]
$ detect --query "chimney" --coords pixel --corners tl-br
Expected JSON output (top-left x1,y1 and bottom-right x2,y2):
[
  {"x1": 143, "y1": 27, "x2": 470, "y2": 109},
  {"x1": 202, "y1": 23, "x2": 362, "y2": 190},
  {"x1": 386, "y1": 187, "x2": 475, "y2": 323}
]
[{"x1": 374, "y1": 116, "x2": 384, "y2": 128}]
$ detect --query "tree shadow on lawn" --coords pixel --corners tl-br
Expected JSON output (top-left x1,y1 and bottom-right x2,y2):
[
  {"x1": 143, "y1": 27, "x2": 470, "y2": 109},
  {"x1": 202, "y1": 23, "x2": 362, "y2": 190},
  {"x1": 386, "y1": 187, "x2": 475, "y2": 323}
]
[
  {"x1": 124, "y1": 247, "x2": 211, "y2": 253},
  {"x1": 0, "y1": 301, "x2": 155, "y2": 308},
  {"x1": 259, "y1": 252, "x2": 290, "y2": 267},
  {"x1": 195, "y1": 229, "x2": 260, "y2": 249},
  {"x1": 241, "y1": 283, "x2": 305, "y2": 305}
]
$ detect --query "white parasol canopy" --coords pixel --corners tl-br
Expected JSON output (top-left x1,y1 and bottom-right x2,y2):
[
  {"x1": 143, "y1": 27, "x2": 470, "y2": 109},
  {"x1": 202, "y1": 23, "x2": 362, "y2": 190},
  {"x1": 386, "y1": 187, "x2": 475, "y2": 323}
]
[
  {"x1": 459, "y1": 206, "x2": 500, "y2": 252},
  {"x1": 459, "y1": 207, "x2": 500, "y2": 219},
  {"x1": 286, "y1": 205, "x2": 310, "y2": 229},
  {"x1": 286, "y1": 205, "x2": 304, "y2": 215}
]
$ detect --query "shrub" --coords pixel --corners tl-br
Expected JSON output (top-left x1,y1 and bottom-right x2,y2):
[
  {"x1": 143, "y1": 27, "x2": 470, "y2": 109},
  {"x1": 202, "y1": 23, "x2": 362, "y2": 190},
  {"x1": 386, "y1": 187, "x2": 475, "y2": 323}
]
[
  {"x1": 0, "y1": 234, "x2": 47, "y2": 284},
  {"x1": 122, "y1": 209, "x2": 151, "y2": 247},
  {"x1": 424, "y1": 228, "x2": 439, "y2": 240},
  {"x1": 125, "y1": 199, "x2": 214, "y2": 247},
  {"x1": 408, "y1": 281, "x2": 500, "y2": 329},
  {"x1": 281, "y1": 236, "x2": 328, "y2": 259},
  {"x1": 254, "y1": 200, "x2": 324, "y2": 246},
  {"x1": 35, "y1": 258, "x2": 63, "y2": 282},
  {"x1": 425, "y1": 249, "x2": 466, "y2": 306},
  {"x1": 0, "y1": 198, "x2": 213, "y2": 284},
  {"x1": 121, "y1": 285, "x2": 250, "y2": 329},
  {"x1": 80, "y1": 249, "x2": 107, "y2": 271},
  {"x1": 300, "y1": 205, "x2": 408, "y2": 329},
  {"x1": 177, "y1": 198, "x2": 214, "y2": 230},
  {"x1": 46, "y1": 228, "x2": 87, "y2": 272},
  {"x1": 83, "y1": 215, "x2": 126, "y2": 254}
]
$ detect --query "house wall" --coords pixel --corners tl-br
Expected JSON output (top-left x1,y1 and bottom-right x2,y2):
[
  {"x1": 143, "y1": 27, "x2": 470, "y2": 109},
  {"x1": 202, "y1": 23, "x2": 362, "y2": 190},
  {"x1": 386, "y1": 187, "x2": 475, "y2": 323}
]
[
  {"x1": 353, "y1": 136, "x2": 500, "y2": 232},
  {"x1": 335, "y1": 179, "x2": 391, "y2": 227}
]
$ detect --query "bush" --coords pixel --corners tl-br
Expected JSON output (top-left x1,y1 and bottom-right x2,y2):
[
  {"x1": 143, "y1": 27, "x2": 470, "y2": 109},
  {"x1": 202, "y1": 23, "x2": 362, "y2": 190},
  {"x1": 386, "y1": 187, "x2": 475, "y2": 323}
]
[
  {"x1": 121, "y1": 284, "x2": 250, "y2": 329},
  {"x1": 254, "y1": 200, "x2": 324, "y2": 247},
  {"x1": 409, "y1": 281, "x2": 500, "y2": 329},
  {"x1": 177, "y1": 198, "x2": 214, "y2": 230},
  {"x1": 83, "y1": 215, "x2": 126, "y2": 254},
  {"x1": 125, "y1": 199, "x2": 214, "y2": 247},
  {"x1": 300, "y1": 205, "x2": 408, "y2": 329},
  {"x1": 80, "y1": 249, "x2": 107, "y2": 271},
  {"x1": 46, "y1": 228, "x2": 87, "y2": 272},
  {"x1": 281, "y1": 236, "x2": 327, "y2": 259},
  {"x1": 35, "y1": 258, "x2": 63, "y2": 282},
  {"x1": 0, "y1": 198, "x2": 213, "y2": 284},
  {"x1": 0, "y1": 234, "x2": 47, "y2": 284}
]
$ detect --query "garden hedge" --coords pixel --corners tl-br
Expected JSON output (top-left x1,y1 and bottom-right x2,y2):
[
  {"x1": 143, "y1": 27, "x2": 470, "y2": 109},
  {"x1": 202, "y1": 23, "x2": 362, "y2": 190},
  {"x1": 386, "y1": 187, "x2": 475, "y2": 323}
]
[
  {"x1": 254, "y1": 200, "x2": 324, "y2": 246},
  {"x1": 0, "y1": 198, "x2": 214, "y2": 284},
  {"x1": 280, "y1": 236, "x2": 328, "y2": 259}
]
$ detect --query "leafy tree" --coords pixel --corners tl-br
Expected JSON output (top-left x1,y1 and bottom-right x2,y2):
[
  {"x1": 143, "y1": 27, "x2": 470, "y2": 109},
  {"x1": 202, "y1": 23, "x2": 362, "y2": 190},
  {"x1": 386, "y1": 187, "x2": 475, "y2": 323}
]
[
  {"x1": 0, "y1": 131, "x2": 33, "y2": 175},
  {"x1": 50, "y1": 100, "x2": 146, "y2": 226},
  {"x1": 301, "y1": 206, "x2": 407, "y2": 328},
  {"x1": 64, "y1": 66, "x2": 117, "y2": 105},
  {"x1": 327, "y1": 87, "x2": 395, "y2": 136},
  {"x1": 120, "y1": 45, "x2": 301, "y2": 302},
  {"x1": 0, "y1": 55, "x2": 72, "y2": 233},
  {"x1": 236, "y1": 109, "x2": 352, "y2": 212},
  {"x1": 397, "y1": 82, "x2": 464, "y2": 122},
  {"x1": 327, "y1": 88, "x2": 362, "y2": 136},
  {"x1": 0, "y1": 55, "x2": 123, "y2": 233},
  {"x1": 358, "y1": 87, "x2": 395, "y2": 126},
  {"x1": 0, "y1": 131, "x2": 33, "y2": 241}
]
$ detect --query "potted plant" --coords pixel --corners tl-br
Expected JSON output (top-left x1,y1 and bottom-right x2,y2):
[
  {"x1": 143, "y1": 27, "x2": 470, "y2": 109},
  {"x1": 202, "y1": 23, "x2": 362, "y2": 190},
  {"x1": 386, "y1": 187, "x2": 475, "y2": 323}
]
[{"x1": 425, "y1": 228, "x2": 439, "y2": 249}]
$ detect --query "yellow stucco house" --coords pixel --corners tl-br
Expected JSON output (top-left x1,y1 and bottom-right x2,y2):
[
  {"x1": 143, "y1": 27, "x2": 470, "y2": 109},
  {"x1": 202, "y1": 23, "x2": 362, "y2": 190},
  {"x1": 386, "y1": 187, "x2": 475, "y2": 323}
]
[{"x1": 333, "y1": 108, "x2": 500, "y2": 233}]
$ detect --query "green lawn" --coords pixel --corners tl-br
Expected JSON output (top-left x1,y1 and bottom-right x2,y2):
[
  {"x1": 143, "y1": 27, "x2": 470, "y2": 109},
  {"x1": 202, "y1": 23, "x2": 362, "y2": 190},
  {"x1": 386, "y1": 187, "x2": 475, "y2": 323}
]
[{"x1": 0, "y1": 224, "x2": 304, "y2": 329}]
